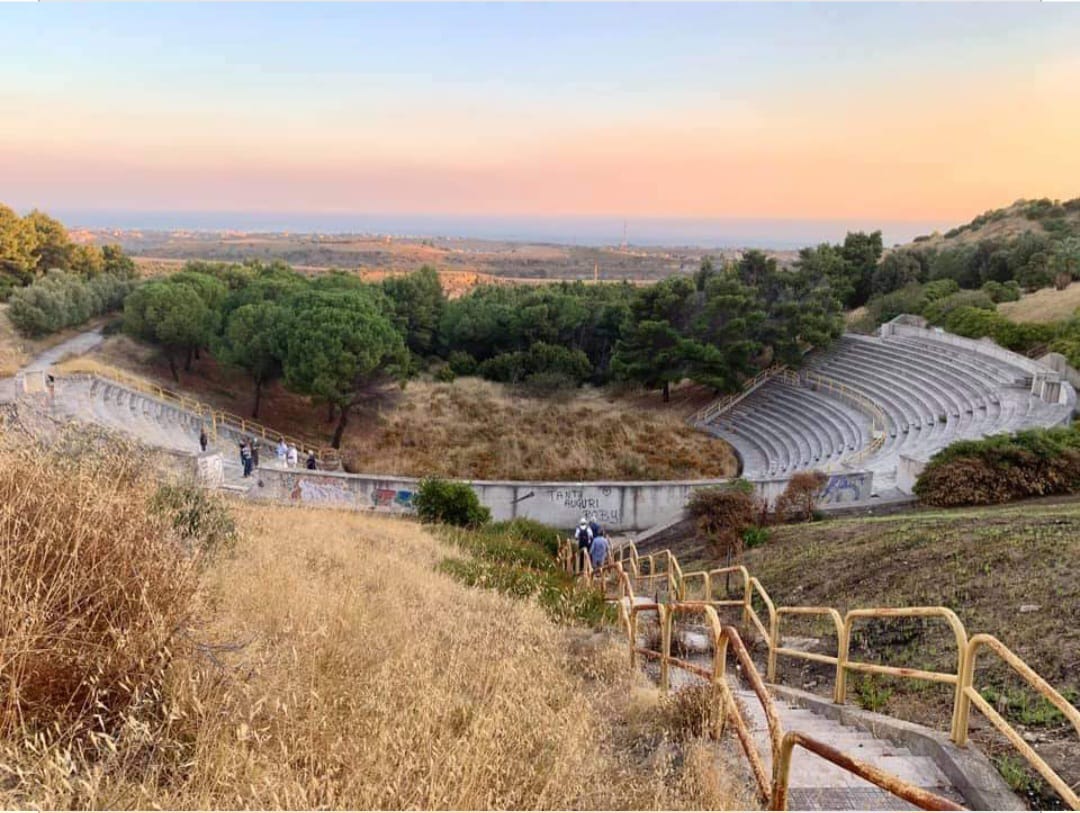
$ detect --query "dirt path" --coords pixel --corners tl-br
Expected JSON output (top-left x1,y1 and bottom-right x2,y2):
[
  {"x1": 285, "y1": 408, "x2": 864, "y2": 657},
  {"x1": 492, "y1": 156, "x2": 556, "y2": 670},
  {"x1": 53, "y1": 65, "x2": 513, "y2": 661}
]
[{"x1": 19, "y1": 327, "x2": 105, "y2": 373}]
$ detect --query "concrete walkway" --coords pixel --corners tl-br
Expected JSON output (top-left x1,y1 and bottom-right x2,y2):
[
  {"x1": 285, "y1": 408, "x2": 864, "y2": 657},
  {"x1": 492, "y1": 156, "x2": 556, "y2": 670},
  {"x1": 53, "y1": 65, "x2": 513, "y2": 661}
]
[
  {"x1": 21, "y1": 327, "x2": 105, "y2": 372},
  {"x1": 1, "y1": 327, "x2": 105, "y2": 404}
]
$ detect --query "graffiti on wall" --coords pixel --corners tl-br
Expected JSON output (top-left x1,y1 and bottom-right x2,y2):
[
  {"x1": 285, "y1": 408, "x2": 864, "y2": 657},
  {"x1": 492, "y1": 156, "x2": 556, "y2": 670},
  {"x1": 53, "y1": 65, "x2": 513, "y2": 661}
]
[
  {"x1": 548, "y1": 487, "x2": 621, "y2": 525},
  {"x1": 371, "y1": 487, "x2": 415, "y2": 510},
  {"x1": 290, "y1": 477, "x2": 352, "y2": 505},
  {"x1": 195, "y1": 453, "x2": 224, "y2": 488},
  {"x1": 818, "y1": 472, "x2": 868, "y2": 505}
]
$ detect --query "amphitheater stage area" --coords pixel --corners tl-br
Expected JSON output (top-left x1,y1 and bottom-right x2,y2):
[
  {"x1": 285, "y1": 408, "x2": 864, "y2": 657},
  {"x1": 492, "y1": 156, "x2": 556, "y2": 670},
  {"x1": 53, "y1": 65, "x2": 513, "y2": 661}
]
[{"x1": 697, "y1": 318, "x2": 1076, "y2": 496}]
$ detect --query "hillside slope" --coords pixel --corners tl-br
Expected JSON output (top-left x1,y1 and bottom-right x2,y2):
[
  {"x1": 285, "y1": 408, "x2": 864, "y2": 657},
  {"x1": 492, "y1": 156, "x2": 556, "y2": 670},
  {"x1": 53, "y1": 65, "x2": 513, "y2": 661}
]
[
  {"x1": 0, "y1": 445, "x2": 753, "y2": 809},
  {"x1": 900, "y1": 198, "x2": 1080, "y2": 253}
]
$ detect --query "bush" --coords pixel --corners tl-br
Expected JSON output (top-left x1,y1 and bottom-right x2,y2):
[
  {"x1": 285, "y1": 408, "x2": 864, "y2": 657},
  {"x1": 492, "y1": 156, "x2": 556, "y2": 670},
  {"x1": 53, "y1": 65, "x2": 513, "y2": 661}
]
[
  {"x1": 922, "y1": 278, "x2": 960, "y2": 302},
  {"x1": 775, "y1": 470, "x2": 829, "y2": 522},
  {"x1": 980, "y1": 280, "x2": 1021, "y2": 303},
  {"x1": 149, "y1": 482, "x2": 237, "y2": 559},
  {"x1": 487, "y1": 517, "x2": 563, "y2": 558},
  {"x1": 413, "y1": 476, "x2": 491, "y2": 527},
  {"x1": 914, "y1": 426, "x2": 1080, "y2": 506},
  {"x1": 6, "y1": 270, "x2": 134, "y2": 337},
  {"x1": 478, "y1": 342, "x2": 592, "y2": 386},
  {"x1": 447, "y1": 350, "x2": 478, "y2": 376},
  {"x1": 922, "y1": 290, "x2": 995, "y2": 326},
  {"x1": 687, "y1": 486, "x2": 759, "y2": 559},
  {"x1": 433, "y1": 363, "x2": 456, "y2": 383},
  {"x1": 742, "y1": 526, "x2": 771, "y2": 549}
]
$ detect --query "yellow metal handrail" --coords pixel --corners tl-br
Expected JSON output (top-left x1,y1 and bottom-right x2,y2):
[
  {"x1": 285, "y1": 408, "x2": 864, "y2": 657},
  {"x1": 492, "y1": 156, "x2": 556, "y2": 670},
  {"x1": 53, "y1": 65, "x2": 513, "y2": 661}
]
[
  {"x1": 778, "y1": 368, "x2": 888, "y2": 467},
  {"x1": 625, "y1": 595, "x2": 963, "y2": 810},
  {"x1": 692, "y1": 364, "x2": 787, "y2": 425},
  {"x1": 956, "y1": 634, "x2": 1080, "y2": 809},
  {"x1": 53, "y1": 359, "x2": 341, "y2": 467},
  {"x1": 573, "y1": 543, "x2": 1079, "y2": 809}
]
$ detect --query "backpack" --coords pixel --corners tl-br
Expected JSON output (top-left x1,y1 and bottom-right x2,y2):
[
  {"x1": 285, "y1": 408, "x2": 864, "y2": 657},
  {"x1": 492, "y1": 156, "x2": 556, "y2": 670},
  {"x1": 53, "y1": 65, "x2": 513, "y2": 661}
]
[{"x1": 589, "y1": 520, "x2": 602, "y2": 539}]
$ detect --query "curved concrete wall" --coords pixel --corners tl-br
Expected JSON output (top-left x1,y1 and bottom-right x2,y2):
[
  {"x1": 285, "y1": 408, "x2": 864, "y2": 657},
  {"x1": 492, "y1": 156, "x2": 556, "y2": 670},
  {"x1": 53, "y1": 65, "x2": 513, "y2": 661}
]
[{"x1": 241, "y1": 465, "x2": 874, "y2": 531}]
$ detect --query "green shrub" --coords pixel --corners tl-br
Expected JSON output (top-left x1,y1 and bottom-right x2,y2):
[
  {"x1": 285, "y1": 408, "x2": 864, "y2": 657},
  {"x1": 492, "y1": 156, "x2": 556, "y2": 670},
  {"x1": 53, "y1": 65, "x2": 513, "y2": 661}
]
[
  {"x1": 914, "y1": 426, "x2": 1080, "y2": 506},
  {"x1": 433, "y1": 363, "x2": 456, "y2": 383},
  {"x1": 149, "y1": 482, "x2": 237, "y2": 559},
  {"x1": 478, "y1": 342, "x2": 592, "y2": 386},
  {"x1": 7, "y1": 270, "x2": 134, "y2": 337},
  {"x1": 742, "y1": 526, "x2": 771, "y2": 549},
  {"x1": 922, "y1": 278, "x2": 960, "y2": 302},
  {"x1": 487, "y1": 517, "x2": 563, "y2": 558},
  {"x1": 922, "y1": 290, "x2": 995, "y2": 326},
  {"x1": 980, "y1": 280, "x2": 1021, "y2": 303},
  {"x1": 447, "y1": 350, "x2": 478, "y2": 376},
  {"x1": 413, "y1": 476, "x2": 491, "y2": 527}
]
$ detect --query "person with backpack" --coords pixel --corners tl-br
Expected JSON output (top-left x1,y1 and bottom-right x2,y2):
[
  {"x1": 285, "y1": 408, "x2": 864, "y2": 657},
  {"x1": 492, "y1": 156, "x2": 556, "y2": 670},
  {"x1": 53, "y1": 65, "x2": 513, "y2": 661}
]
[
  {"x1": 588, "y1": 516, "x2": 602, "y2": 541},
  {"x1": 199, "y1": 427, "x2": 208, "y2": 453},
  {"x1": 574, "y1": 517, "x2": 593, "y2": 551},
  {"x1": 306, "y1": 450, "x2": 317, "y2": 470}
]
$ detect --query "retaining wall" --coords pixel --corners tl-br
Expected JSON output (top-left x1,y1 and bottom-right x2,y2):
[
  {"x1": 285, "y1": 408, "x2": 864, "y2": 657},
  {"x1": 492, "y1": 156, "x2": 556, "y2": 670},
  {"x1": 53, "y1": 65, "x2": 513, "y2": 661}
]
[{"x1": 241, "y1": 466, "x2": 874, "y2": 531}]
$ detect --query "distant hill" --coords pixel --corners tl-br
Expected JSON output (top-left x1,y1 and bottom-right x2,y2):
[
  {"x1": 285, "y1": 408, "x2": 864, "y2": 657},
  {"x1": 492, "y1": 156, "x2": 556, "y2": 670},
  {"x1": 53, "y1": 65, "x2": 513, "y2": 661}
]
[{"x1": 900, "y1": 197, "x2": 1080, "y2": 253}]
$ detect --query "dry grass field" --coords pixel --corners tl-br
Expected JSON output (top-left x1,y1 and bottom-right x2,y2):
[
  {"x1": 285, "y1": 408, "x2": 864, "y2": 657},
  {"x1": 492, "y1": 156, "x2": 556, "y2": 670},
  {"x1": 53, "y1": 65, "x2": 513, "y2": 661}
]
[
  {"x1": 998, "y1": 280, "x2": 1080, "y2": 324},
  {"x1": 0, "y1": 440, "x2": 753, "y2": 809},
  {"x1": 82, "y1": 336, "x2": 737, "y2": 481}
]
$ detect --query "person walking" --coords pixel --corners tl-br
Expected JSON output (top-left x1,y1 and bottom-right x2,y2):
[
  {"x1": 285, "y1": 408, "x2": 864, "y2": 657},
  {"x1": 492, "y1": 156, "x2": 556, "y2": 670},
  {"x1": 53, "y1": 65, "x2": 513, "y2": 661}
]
[
  {"x1": 250, "y1": 438, "x2": 260, "y2": 468},
  {"x1": 573, "y1": 517, "x2": 593, "y2": 551},
  {"x1": 589, "y1": 532, "x2": 610, "y2": 571},
  {"x1": 588, "y1": 515, "x2": 603, "y2": 541},
  {"x1": 286, "y1": 443, "x2": 298, "y2": 468},
  {"x1": 199, "y1": 427, "x2": 208, "y2": 453},
  {"x1": 276, "y1": 437, "x2": 288, "y2": 467},
  {"x1": 306, "y1": 450, "x2": 317, "y2": 470},
  {"x1": 240, "y1": 441, "x2": 253, "y2": 478}
]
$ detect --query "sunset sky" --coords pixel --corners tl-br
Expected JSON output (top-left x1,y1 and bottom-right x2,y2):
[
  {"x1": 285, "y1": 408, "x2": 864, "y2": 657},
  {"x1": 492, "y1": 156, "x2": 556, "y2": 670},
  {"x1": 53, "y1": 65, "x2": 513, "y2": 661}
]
[{"x1": 2, "y1": 3, "x2": 1079, "y2": 238}]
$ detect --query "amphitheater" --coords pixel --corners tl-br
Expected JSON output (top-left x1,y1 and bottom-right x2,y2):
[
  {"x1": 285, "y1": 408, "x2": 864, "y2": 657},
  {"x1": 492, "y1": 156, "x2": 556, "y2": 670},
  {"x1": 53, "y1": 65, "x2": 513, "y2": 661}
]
[
  {"x1": 3, "y1": 317, "x2": 1078, "y2": 811},
  {"x1": 695, "y1": 318, "x2": 1075, "y2": 495},
  {"x1": 3, "y1": 315, "x2": 1076, "y2": 521}
]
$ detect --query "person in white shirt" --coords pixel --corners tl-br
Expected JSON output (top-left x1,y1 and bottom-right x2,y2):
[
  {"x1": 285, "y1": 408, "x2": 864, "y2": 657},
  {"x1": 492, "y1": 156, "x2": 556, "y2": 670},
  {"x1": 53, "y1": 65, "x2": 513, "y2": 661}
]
[
  {"x1": 286, "y1": 444, "x2": 298, "y2": 467},
  {"x1": 276, "y1": 438, "x2": 288, "y2": 466}
]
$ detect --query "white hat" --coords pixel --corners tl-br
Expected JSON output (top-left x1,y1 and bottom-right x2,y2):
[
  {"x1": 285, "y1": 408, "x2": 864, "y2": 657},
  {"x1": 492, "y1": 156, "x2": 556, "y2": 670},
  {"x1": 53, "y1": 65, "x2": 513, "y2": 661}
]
[{"x1": 579, "y1": 518, "x2": 588, "y2": 527}]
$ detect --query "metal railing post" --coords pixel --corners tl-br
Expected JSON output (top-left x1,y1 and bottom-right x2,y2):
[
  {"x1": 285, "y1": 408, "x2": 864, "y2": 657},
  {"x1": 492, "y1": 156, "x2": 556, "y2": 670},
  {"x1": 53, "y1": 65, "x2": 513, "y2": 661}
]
[{"x1": 659, "y1": 605, "x2": 671, "y2": 693}]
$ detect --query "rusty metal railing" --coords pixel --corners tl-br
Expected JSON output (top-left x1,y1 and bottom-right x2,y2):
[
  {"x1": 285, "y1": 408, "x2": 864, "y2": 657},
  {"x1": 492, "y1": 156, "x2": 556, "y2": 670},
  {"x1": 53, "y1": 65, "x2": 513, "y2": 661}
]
[
  {"x1": 956, "y1": 634, "x2": 1080, "y2": 809},
  {"x1": 569, "y1": 542, "x2": 1079, "y2": 810},
  {"x1": 774, "y1": 731, "x2": 964, "y2": 811},
  {"x1": 778, "y1": 368, "x2": 888, "y2": 467},
  {"x1": 626, "y1": 595, "x2": 963, "y2": 810},
  {"x1": 691, "y1": 364, "x2": 787, "y2": 425}
]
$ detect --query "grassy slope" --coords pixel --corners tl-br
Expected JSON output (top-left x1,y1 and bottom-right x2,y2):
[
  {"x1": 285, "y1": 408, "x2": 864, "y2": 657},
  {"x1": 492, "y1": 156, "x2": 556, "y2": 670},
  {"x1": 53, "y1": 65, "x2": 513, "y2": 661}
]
[
  {"x1": 898, "y1": 199, "x2": 1080, "y2": 254},
  {"x1": 740, "y1": 502, "x2": 1079, "y2": 689},
  {"x1": 2, "y1": 480, "x2": 753, "y2": 809},
  {"x1": 82, "y1": 335, "x2": 735, "y2": 481},
  {"x1": 733, "y1": 501, "x2": 1080, "y2": 803},
  {"x1": 998, "y1": 280, "x2": 1080, "y2": 324}
]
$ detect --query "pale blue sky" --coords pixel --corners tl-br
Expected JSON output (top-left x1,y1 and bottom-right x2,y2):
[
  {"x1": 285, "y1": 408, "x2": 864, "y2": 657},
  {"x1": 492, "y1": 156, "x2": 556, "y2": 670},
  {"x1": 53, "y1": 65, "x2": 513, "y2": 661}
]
[{"x1": 2, "y1": 3, "x2": 1078, "y2": 234}]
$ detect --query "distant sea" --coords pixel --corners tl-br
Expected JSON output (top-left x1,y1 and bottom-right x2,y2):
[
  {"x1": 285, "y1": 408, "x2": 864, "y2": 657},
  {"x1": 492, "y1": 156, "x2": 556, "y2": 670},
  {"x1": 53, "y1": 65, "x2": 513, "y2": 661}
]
[{"x1": 55, "y1": 210, "x2": 952, "y2": 250}]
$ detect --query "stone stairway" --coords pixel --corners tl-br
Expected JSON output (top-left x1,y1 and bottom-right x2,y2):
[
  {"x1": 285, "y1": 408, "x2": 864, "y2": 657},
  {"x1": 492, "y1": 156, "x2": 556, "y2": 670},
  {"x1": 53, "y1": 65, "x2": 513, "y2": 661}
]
[
  {"x1": 641, "y1": 631, "x2": 978, "y2": 811},
  {"x1": 732, "y1": 686, "x2": 963, "y2": 810}
]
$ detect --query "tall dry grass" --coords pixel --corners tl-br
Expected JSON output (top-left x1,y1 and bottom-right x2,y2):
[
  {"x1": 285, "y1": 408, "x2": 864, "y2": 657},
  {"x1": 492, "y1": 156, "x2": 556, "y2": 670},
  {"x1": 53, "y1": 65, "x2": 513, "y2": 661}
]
[
  {"x1": 0, "y1": 447, "x2": 753, "y2": 809},
  {"x1": 344, "y1": 378, "x2": 738, "y2": 481}
]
